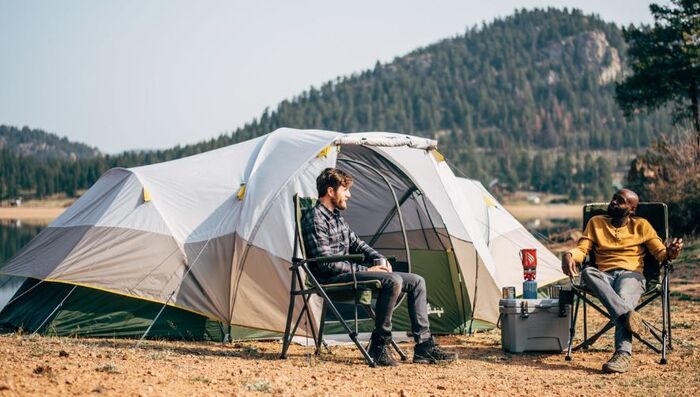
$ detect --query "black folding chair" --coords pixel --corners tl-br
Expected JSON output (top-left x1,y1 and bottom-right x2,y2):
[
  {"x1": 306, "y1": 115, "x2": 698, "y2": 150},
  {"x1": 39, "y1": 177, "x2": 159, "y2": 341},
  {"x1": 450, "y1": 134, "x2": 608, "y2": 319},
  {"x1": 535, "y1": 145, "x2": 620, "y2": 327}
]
[
  {"x1": 565, "y1": 202, "x2": 673, "y2": 364},
  {"x1": 279, "y1": 194, "x2": 407, "y2": 367}
]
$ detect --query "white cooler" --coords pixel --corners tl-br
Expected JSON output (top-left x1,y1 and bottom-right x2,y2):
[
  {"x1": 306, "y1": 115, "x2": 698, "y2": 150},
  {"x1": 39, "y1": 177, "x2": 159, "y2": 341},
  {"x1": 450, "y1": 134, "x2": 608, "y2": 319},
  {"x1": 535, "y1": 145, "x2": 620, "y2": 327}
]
[{"x1": 499, "y1": 298, "x2": 570, "y2": 353}]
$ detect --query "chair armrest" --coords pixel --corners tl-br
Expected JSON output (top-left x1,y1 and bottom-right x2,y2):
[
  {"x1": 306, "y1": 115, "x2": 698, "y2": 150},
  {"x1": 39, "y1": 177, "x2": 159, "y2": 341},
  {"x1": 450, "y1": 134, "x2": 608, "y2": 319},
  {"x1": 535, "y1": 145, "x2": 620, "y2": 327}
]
[
  {"x1": 311, "y1": 254, "x2": 365, "y2": 264},
  {"x1": 291, "y1": 254, "x2": 365, "y2": 268}
]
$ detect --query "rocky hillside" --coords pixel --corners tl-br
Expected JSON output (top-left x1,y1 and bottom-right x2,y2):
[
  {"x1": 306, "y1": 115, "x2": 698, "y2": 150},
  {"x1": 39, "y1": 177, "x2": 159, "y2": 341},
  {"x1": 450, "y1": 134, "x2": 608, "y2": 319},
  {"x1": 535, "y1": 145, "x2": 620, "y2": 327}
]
[{"x1": 0, "y1": 125, "x2": 101, "y2": 161}]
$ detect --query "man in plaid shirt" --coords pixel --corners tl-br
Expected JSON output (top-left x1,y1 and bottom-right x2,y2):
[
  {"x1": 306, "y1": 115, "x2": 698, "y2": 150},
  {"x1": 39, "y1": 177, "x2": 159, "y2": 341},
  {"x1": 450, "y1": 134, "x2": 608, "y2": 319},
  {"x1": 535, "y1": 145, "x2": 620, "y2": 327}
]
[{"x1": 301, "y1": 167, "x2": 456, "y2": 366}]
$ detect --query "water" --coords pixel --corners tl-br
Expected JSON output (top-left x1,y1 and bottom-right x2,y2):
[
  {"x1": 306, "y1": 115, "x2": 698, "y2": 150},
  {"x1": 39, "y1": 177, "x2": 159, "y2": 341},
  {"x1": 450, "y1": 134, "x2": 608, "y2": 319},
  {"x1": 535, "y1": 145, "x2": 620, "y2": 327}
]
[
  {"x1": 0, "y1": 221, "x2": 43, "y2": 311},
  {"x1": 0, "y1": 221, "x2": 45, "y2": 265}
]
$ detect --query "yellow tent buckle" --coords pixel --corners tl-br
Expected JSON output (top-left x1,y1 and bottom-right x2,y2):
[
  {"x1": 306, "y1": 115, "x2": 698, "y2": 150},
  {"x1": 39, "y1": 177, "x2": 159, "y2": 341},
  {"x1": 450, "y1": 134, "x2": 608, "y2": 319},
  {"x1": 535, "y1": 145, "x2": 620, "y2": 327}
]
[
  {"x1": 431, "y1": 150, "x2": 445, "y2": 162},
  {"x1": 317, "y1": 146, "x2": 332, "y2": 158}
]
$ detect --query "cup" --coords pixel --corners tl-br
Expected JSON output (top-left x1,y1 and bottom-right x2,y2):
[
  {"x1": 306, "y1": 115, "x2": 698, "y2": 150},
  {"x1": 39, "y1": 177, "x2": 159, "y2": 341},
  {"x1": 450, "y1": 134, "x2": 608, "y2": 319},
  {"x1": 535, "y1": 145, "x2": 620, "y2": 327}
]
[{"x1": 373, "y1": 257, "x2": 391, "y2": 271}]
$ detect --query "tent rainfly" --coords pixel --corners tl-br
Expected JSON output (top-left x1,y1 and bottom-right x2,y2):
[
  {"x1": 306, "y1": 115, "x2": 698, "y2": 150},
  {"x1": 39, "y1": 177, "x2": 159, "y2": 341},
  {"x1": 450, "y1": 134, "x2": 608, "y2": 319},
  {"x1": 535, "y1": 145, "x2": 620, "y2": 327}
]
[{"x1": 0, "y1": 128, "x2": 565, "y2": 340}]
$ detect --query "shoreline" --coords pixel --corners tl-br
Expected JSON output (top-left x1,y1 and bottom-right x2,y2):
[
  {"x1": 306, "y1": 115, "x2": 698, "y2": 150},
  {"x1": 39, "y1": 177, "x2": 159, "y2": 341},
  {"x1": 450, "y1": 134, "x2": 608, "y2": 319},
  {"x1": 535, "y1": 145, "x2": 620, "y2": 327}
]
[
  {"x1": 504, "y1": 204, "x2": 582, "y2": 220},
  {"x1": 0, "y1": 204, "x2": 582, "y2": 224},
  {"x1": 0, "y1": 207, "x2": 65, "y2": 224}
]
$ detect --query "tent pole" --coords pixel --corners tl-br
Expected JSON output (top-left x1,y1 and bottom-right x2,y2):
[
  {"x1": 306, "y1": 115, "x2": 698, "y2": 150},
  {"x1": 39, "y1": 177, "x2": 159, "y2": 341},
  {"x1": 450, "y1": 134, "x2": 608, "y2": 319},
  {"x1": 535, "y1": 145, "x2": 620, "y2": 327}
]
[
  {"x1": 468, "y1": 250, "x2": 479, "y2": 335},
  {"x1": 31, "y1": 285, "x2": 77, "y2": 336},
  {"x1": 367, "y1": 187, "x2": 417, "y2": 247},
  {"x1": 419, "y1": 193, "x2": 448, "y2": 251},
  {"x1": 340, "y1": 158, "x2": 412, "y2": 273}
]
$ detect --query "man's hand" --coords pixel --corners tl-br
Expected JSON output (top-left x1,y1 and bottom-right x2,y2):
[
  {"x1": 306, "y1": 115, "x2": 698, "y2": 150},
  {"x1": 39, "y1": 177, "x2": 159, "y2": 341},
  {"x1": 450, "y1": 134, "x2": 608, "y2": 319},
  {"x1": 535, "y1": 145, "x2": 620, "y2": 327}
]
[
  {"x1": 666, "y1": 237, "x2": 684, "y2": 260},
  {"x1": 561, "y1": 252, "x2": 578, "y2": 277},
  {"x1": 368, "y1": 265, "x2": 392, "y2": 273}
]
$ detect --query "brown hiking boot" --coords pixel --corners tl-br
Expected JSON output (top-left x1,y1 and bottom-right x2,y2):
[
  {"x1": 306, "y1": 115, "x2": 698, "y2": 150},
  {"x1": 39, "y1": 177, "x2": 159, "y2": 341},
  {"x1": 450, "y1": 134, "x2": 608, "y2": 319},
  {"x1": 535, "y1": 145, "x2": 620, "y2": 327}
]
[
  {"x1": 369, "y1": 334, "x2": 399, "y2": 367},
  {"x1": 602, "y1": 351, "x2": 632, "y2": 373},
  {"x1": 625, "y1": 310, "x2": 648, "y2": 338},
  {"x1": 413, "y1": 337, "x2": 458, "y2": 364}
]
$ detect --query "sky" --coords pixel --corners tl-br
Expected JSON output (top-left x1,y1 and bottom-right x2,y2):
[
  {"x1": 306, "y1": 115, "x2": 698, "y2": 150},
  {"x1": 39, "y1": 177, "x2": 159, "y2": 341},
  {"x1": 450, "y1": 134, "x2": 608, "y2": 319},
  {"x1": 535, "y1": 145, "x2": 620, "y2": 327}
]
[{"x1": 0, "y1": 0, "x2": 660, "y2": 153}]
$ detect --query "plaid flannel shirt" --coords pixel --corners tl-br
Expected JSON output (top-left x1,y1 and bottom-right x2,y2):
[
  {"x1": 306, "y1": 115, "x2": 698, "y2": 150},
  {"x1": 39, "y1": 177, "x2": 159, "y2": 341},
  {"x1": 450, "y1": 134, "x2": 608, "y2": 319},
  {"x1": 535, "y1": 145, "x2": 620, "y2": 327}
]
[{"x1": 301, "y1": 202, "x2": 382, "y2": 281}]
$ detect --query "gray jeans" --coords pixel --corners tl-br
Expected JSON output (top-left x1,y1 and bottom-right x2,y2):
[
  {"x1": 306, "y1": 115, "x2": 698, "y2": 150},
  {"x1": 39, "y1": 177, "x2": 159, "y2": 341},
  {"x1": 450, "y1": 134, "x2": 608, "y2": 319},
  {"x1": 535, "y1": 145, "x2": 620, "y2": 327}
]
[
  {"x1": 581, "y1": 267, "x2": 646, "y2": 354},
  {"x1": 324, "y1": 271, "x2": 431, "y2": 343}
]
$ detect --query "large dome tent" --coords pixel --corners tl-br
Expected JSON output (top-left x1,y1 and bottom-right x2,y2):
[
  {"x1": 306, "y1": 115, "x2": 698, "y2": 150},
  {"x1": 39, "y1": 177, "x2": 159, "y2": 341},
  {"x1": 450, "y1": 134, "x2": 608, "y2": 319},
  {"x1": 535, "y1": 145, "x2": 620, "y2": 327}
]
[{"x1": 0, "y1": 128, "x2": 565, "y2": 340}]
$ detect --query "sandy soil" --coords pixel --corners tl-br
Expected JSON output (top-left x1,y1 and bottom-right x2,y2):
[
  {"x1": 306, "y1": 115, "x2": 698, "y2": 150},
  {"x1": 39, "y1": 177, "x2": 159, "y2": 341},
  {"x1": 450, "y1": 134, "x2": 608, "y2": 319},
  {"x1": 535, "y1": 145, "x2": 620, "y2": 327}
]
[
  {"x1": 504, "y1": 204, "x2": 581, "y2": 220},
  {"x1": 0, "y1": 208, "x2": 64, "y2": 223},
  {"x1": 0, "y1": 205, "x2": 579, "y2": 224},
  {"x1": 1, "y1": 256, "x2": 698, "y2": 397}
]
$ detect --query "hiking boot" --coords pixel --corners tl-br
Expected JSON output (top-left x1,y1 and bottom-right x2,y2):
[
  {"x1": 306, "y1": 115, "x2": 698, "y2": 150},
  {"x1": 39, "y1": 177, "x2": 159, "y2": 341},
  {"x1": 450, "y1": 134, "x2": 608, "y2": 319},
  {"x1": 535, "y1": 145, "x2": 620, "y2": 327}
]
[
  {"x1": 625, "y1": 310, "x2": 648, "y2": 338},
  {"x1": 368, "y1": 334, "x2": 399, "y2": 367},
  {"x1": 602, "y1": 351, "x2": 632, "y2": 373},
  {"x1": 413, "y1": 337, "x2": 457, "y2": 364}
]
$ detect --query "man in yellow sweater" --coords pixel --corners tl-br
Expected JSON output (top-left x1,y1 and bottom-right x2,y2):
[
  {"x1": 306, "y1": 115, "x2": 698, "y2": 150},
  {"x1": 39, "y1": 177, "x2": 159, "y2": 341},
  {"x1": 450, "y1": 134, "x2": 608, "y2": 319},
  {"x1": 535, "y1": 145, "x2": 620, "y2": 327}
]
[{"x1": 562, "y1": 189, "x2": 683, "y2": 373}]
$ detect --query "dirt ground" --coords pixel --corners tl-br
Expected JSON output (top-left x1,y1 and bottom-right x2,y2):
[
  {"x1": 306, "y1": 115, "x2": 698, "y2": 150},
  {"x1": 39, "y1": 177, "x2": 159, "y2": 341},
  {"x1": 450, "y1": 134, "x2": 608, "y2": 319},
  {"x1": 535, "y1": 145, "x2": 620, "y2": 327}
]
[{"x1": 1, "y1": 251, "x2": 698, "y2": 397}]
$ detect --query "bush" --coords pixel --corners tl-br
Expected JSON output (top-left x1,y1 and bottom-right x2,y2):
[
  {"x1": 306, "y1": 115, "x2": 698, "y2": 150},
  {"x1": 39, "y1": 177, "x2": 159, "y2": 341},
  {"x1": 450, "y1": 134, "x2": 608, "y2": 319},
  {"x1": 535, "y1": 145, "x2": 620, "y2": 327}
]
[{"x1": 627, "y1": 129, "x2": 700, "y2": 236}]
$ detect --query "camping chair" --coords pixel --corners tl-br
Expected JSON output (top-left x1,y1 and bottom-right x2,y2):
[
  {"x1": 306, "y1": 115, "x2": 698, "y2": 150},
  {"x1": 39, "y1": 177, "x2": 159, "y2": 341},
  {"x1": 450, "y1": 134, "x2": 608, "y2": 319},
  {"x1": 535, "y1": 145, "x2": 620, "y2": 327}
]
[
  {"x1": 565, "y1": 202, "x2": 673, "y2": 364},
  {"x1": 279, "y1": 194, "x2": 407, "y2": 367}
]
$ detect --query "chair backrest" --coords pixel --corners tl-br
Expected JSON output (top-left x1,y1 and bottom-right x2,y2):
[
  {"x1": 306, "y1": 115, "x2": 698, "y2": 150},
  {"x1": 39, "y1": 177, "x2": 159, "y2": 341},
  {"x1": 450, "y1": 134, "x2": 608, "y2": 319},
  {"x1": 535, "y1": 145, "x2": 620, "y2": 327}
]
[
  {"x1": 293, "y1": 193, "x2": 318, "y2": 260},
  {"x1": 582, "y1": 202, "x2": 668, "y2": 282}
]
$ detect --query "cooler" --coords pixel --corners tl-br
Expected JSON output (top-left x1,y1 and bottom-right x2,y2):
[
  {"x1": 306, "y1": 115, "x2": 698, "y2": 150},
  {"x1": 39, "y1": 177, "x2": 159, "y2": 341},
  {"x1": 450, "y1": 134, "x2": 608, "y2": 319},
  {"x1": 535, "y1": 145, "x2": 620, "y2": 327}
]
[{"x1": 499, "y1": 298, "x2": 570, "y2": 353}]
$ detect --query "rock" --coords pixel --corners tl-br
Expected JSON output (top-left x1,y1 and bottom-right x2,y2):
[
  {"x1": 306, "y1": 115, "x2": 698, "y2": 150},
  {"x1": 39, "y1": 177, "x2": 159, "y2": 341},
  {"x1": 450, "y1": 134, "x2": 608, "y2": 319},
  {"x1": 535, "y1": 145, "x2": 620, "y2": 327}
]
[
  {"x1": 437, "y1": 385, "x2": 446, "y2": 390},
  {"x1": 33, "y1": 365, "x2": 53, "y2": 376},
  {"x1": 92, "y1": 385, "x2": 107, "y2": 393},
  {"x1": 59, "y1": 350, "x2": 69, "y2": 358},
  {"x1": 0, "y1": 384, "x2": 11, "y2": 391}
]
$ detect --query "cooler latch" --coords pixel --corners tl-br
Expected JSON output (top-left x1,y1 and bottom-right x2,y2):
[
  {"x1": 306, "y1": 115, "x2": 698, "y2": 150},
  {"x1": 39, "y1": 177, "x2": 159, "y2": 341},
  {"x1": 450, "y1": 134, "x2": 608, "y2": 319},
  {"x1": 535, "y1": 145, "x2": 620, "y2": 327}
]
[{"x1": 520, "y1": 301, "x2": 529, "y2": 319}]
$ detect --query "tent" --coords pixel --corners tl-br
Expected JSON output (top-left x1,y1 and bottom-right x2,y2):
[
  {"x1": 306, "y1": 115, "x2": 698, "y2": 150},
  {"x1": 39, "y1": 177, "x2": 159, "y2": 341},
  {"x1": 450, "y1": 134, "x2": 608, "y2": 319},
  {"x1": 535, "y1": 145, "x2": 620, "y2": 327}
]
[
  {"x1": 455, "y1": 177, "x2": 564, "y2": 296},
  {"x1": 0, "y1": 128, "x2": 565, "y2": 340}
]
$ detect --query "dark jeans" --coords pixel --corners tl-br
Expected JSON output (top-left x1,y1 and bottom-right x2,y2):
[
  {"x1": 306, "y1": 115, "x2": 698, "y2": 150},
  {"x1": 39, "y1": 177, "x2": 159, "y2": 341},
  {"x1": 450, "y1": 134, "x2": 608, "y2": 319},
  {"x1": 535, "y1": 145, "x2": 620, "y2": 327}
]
[
  {"x1": 324, "y1": 271, "x2": 431, "y2": 343},
  {"x1": 581, "y1": 267, "x2": 646, "y2": 355}
]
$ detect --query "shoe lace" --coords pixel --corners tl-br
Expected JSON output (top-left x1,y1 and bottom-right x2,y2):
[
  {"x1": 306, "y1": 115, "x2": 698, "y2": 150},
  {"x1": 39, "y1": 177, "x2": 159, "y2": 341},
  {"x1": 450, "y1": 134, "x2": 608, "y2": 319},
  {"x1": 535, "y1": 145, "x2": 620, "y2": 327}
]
[
  {"x1": 427, "y1": 344, "x2": 451, "y2": 359},
  {"x1": 610, "y1": 352, "x2": 630, "y2": 365}
]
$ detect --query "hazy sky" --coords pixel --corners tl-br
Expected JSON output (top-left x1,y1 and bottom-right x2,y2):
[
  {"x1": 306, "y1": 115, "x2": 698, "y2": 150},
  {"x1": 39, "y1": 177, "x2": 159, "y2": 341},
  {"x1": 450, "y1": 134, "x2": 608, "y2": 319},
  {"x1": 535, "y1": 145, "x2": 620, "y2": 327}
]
[{"x1": 0, "y1": 0, "x2": 660, "y2": 153}]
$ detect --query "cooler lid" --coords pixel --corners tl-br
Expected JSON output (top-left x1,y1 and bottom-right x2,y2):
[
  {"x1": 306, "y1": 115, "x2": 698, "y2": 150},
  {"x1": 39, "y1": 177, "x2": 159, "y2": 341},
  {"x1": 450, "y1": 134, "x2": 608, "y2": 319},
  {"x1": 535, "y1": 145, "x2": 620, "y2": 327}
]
[{"x1": 499, "y1": 298, "x2": 559, "y2": 308}]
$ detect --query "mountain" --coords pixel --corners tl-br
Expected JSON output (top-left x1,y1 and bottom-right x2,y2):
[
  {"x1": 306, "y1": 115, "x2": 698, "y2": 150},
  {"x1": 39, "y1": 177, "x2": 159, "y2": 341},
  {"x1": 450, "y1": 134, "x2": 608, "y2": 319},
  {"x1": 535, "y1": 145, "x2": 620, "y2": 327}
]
[
  {"x1": 0, "y1": 125, "x2": 101, "y2": 160},
  {"x1": 139, "y1": 7, "x2": 672, "y2": 186},
  {"x1": 212, "y1": 8, "x2": 670, "y2": 151},
  {"x1": 0, "y1": 8, "x2": 675, "y2": 201}
]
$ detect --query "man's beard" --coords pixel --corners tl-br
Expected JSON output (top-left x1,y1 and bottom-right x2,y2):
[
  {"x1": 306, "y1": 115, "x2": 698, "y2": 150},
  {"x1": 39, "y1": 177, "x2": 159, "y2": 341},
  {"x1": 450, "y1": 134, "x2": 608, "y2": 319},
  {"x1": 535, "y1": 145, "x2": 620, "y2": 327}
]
[
  {"x1": 332, "y1": 197, "x2": 346, "y2": 210},
  {"x1": 607, "y1": 204, "x2": 629, "y2": 219}
]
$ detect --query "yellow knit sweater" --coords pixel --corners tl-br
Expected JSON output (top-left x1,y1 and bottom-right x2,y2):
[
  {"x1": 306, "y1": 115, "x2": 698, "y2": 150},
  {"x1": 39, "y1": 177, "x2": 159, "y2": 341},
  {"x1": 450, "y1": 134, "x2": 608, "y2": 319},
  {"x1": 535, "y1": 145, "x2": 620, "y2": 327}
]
[{"x1": 568, "y1": 215, "x2": 667, "y2": 273}]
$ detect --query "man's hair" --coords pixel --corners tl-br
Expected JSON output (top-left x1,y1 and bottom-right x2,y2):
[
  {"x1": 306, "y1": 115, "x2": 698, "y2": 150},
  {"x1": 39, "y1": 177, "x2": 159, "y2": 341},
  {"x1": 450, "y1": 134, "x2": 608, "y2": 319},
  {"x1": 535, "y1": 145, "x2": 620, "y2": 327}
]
[{"x1": 317, "y1": 168, "x2": 353, "y2": 197}]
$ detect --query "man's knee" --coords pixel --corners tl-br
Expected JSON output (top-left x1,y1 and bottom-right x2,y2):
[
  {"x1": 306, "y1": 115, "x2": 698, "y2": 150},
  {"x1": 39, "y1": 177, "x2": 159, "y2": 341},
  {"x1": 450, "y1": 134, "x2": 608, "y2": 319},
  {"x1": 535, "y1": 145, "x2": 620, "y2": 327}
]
[
  {"x1": 401, "y1": 273, "x2": 426, "y2": 293},
  {"x1": 381, "y1": 273, "x2": 403, "y2": 293},
  {"x1": 617, "y1": 273, "x2": 645, "y2": 301}
]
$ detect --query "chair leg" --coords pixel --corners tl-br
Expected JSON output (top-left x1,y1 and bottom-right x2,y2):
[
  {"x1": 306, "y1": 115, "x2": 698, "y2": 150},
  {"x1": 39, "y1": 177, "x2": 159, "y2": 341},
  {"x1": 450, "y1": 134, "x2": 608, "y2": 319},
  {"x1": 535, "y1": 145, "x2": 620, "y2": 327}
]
[
  {"x1": 280, "y1": 272, "x2": 299, "y2": 359},
  {"x1": 661, "y1": 272, "x2": 669, "y2": 364},
  {"x1": 315, "y1": 301, "x2": 328, "y2": 355},
  {"x1": 566, "y1": 293, "x2": 581, "y2": 361},
  {"x1": 582, "y1": 292, "x2": 588, "y2": 349},
  {"x1": 666, "y1": 272, "x2": 673, "y2": 352},
  {"x1": 362, "y1": 305, "x2": 408, "y2": 361}
]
